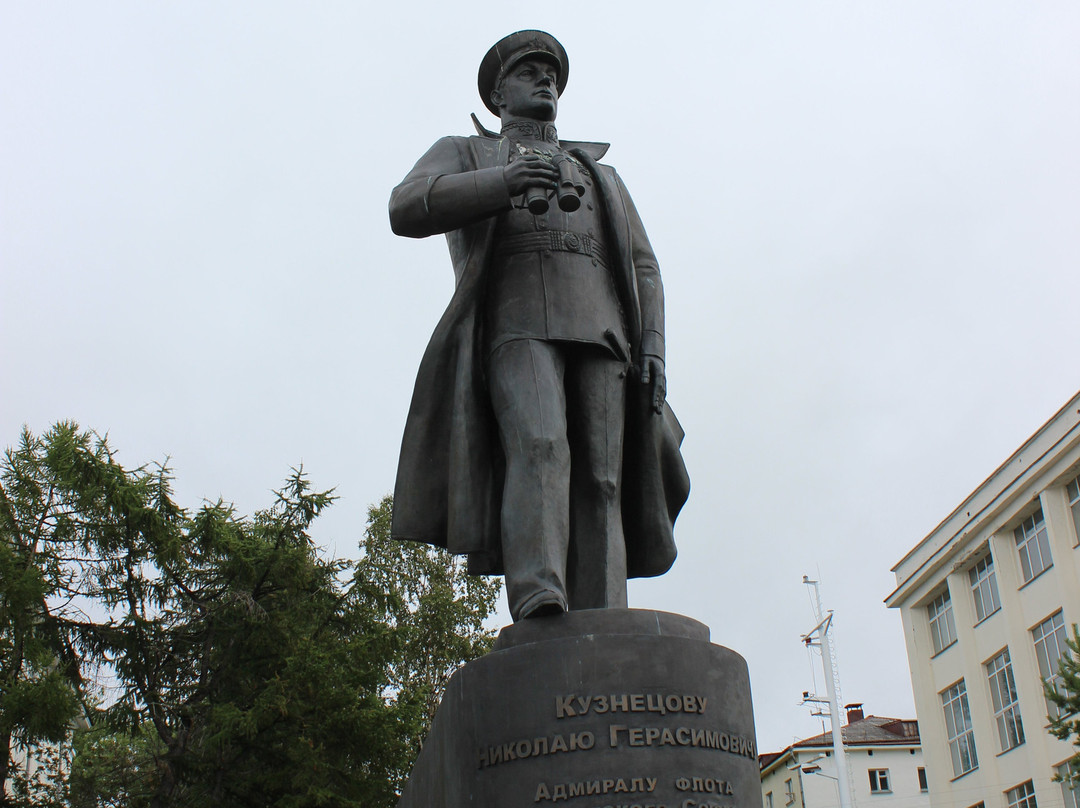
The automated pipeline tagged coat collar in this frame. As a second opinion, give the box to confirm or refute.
[501,119,559,144]
[470,113,610,160]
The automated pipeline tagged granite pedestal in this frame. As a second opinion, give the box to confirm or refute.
[397,609,757,808]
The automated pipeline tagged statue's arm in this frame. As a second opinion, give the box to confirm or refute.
[389,137,512,238]
[619,172,667,413]
[618,176,665,359]
[390,137,560,238]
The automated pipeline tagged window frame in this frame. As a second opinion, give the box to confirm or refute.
[868,769,891,793]
[1058,762,1079,808]
[985,647,1025,752]
[1015,510,1053,583]
[784,778,795,806]
[1005,780,1037,808]
[969,552,1001,624]
[1032,610,1069,719]
[941,679,978,777]
[928,588,958,655]
[917,767,928,792]
[1068,475,1080,547]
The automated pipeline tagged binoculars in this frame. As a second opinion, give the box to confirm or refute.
[524,153,586,215]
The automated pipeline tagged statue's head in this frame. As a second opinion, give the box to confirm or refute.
[478,30,568,122]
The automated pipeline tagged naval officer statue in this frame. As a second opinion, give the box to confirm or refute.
[389,30,688,621]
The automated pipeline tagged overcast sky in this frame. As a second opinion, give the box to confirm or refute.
[2,2,1078,754]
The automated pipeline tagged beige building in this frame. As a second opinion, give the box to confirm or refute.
[760,705,929,808]
[886,391,1080,808]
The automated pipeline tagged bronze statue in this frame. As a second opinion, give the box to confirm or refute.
[389,31,688,621]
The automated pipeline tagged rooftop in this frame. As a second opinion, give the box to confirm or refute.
[885,389,1080,607]
[793,715,919,748]
[759,712,920,775]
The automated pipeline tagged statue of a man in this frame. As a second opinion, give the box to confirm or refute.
[389,30,688,621]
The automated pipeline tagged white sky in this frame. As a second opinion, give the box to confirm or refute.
[2,2,1078,754]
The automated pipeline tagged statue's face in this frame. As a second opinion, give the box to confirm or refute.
[492,57,559,122]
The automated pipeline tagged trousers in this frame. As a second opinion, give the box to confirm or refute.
[488,338,629,620]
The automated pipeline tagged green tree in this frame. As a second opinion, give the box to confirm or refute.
[0,423,499,808]
[1048,624,1080,793]
[355,496,501,766]
[0,425,97,807]
[66,722,160,808]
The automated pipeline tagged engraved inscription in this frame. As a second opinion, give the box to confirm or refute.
[674,777,735,795]
[535,777,659,802]
[556,694,708,719]
[608,725,756,759]
[479,732,595,769]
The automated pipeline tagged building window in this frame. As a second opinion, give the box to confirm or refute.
[1068,475,1080,546]
[941,679,978,776]
[869,769,891,793]
[918,768,928,792]
[1015,509,1053,582]
[1033,610,1069,719]
[1006,781,1037,808]
[766,792,774,808]
[1058,763,1079,808]
[928,589,958,654]
[986,648,1025,751]
[784,778,795,805]
[969,553,1001,623]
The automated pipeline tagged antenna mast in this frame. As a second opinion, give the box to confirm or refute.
[801,576,854,808]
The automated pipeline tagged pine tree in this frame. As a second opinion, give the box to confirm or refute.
[1,424,499,807]
[1047,624,1080,791]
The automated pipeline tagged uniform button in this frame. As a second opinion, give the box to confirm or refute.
[538,222,547,230]
[587,229,595,236]
[592,258,599,267]
[586,203,594,211]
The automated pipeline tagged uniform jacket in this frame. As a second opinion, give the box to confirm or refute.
[388,131,689,577]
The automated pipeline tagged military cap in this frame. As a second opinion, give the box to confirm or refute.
[478,30,569,117]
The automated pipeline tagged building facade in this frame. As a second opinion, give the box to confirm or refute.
[886,391,1080,808]
[760,706,929,808]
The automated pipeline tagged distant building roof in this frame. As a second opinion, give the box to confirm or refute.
[759,715,920,773]
[794,716,919,748]
[758,751,784,771]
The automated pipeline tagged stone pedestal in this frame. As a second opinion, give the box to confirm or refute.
[397,609,757,808]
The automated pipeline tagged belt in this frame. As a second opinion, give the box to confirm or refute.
[494,230,609,268]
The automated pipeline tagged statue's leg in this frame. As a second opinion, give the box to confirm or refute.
[488,339,571,620]
[565,347,628,610]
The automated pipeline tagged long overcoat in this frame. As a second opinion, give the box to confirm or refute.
[388,132,689,577]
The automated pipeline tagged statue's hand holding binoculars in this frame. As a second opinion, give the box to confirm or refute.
[503,153,586,215]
